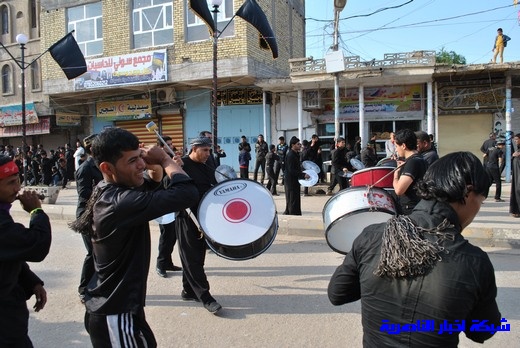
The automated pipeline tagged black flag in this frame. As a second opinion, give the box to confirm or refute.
[236,0,278,59]
[188,0,216,35]
[49,32,87,80]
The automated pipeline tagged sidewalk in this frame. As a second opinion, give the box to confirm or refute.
[10,179,520,249]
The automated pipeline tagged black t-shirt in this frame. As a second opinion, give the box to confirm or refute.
[486,147,503,168]
[398,154,428,211]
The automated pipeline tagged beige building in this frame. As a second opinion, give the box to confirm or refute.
[1,0,305,166]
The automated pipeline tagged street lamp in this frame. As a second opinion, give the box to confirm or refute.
[211,0,223,153]
[16,33,29,186]
[333,1,347,141]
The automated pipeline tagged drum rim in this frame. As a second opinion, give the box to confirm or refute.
[205,214,278,260]
[322,186,392,218]
[325,209,394,255]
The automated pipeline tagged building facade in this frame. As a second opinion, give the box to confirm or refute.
[2,0,305,170]
[259,52,520,163]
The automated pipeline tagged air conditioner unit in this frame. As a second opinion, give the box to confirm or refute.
[157,87,176,103]
[303,90,322,110]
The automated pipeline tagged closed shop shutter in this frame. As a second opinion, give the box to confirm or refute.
[159,113,184,150]
[115,119,159,146]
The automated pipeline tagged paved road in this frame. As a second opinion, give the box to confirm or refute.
[24,220,520,348]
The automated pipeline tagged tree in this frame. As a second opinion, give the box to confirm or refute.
[436,47,466,65]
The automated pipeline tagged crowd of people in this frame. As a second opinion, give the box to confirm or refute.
[0,141,84,188]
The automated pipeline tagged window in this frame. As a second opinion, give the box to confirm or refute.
[186,0,233,27]
[133,0,173,48]
[31,61,40,90]
[2,64,12,94]
[1,5,9,35]
[30,0,37,29]
[185,0,234,42]
[67,2,103,57]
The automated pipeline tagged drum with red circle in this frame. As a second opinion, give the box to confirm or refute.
[198,179,278,260]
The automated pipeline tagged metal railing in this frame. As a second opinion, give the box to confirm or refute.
[289,51,436,75]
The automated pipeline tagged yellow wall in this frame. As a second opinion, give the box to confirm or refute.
[438,113,493,160]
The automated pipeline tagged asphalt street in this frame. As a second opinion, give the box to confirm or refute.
[22,220,520,348]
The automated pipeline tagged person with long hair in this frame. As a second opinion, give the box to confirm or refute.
[329,152,501,347]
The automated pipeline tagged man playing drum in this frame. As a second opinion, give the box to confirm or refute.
[392,129,428,215]
[328,152,501,347]
[175,136,223,314]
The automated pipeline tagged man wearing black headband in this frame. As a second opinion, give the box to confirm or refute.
[0,155,51,347]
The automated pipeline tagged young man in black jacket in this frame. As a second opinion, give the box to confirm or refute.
[329,152,501,347]
[70,128,198,347]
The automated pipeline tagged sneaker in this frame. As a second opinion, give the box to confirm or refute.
[326,191,333,196]
[181,290,200,302]
[165,264,182,272]
[203,301,222,314]
[495,199,505,202]
[156,267,167,278]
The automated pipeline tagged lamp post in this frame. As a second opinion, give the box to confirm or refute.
[333,0,347,141]
[16,33,29,186]
[211,0,223,153]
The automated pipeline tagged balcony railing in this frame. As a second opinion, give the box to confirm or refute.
[289,51,436,75]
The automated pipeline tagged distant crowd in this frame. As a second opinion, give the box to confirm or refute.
[0,140,85,188]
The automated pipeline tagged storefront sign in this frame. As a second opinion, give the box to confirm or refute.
[56,112,81,126]
[0,116,50,137]
[0,103,39,127]
[74,49,167,90]
[96,99,152,121]
[321,85,423,118]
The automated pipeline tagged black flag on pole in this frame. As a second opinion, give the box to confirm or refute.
[49,32,87,80]
[236,0,278,59]
[189,0,216,35]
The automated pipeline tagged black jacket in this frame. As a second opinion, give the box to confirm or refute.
[85,174,198,315]
[328,200,501,347]
[0,207,51,344]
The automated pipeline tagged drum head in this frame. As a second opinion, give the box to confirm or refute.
[299,169,318,187]
[215,165,237,183]
[302,160,321,173]
[198,179,277,260]
[326,210,393,254]
[350,158,365,170]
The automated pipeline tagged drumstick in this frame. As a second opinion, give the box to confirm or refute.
[145,121,176,157]
[369,162,405,189]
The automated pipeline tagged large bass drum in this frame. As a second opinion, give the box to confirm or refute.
[198,179,277,260]
[322,186,396,254]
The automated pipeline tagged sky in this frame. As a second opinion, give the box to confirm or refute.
[305,0,520,64]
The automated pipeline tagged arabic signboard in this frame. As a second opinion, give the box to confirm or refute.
[75,49,167,90]
[0,116,50,137]
[96,99,152,121]
[0,103,39,127]
[56,112,82,126]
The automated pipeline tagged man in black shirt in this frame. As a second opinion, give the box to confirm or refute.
[393,129,428,215]
[486,140,505,202]
[253,134,268,184]
[69,128,198,347]
[175,136,223,314]
[480,132,496,165]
